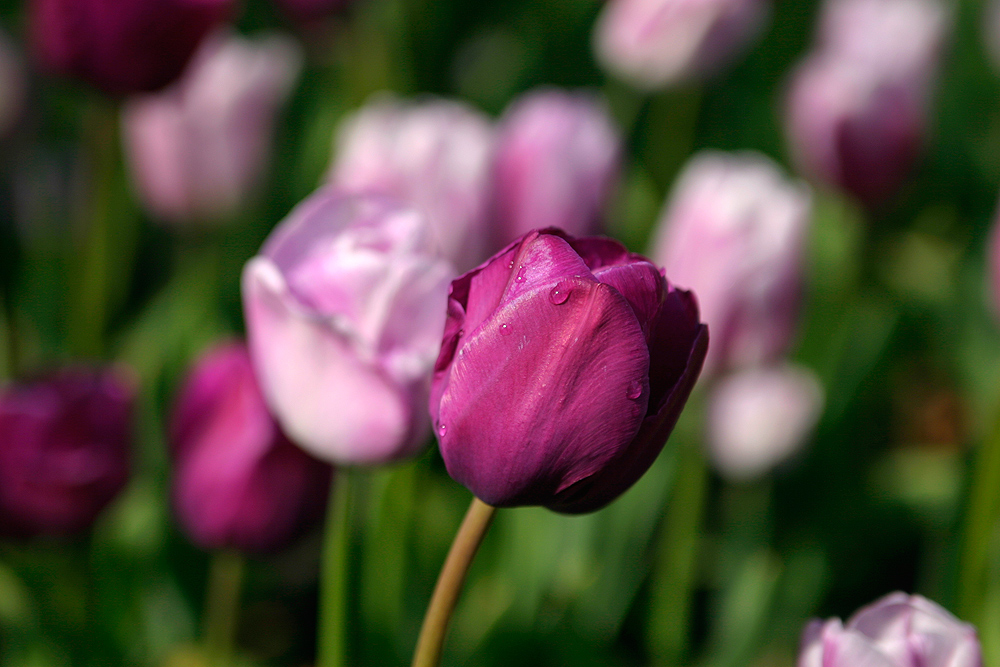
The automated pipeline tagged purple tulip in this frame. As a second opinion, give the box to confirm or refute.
[0,368,133,537]
[121,31,302,226]
[491,89,621,247]
[798,592,982,667]
[0,30,27,140]
[651,151,811,378]
[430,228,708,513]
[326,94,495,271]
[784,0,947,204]
[242,191,454,465]
[706,363,823,480]
[30,0,232,95]
[592,0,769,89]
[170,342,331,552]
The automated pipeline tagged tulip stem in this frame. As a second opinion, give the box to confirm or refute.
[318,469,355,667]
[411,497,496,667]
[203,550,245,667]
[957,399,1000,622]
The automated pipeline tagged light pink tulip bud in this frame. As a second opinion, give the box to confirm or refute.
[0,30,26,140]
[327,94,495,271]
[122,31,302,225]
[707,363,823,479]
[592,0,769,90]
[651,151,811,378]
[491,88,621,247]
[242,191,454,465]
[798,592,982,667]
[785,0,947,204]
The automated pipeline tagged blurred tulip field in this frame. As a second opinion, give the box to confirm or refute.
[4,0,1000,665]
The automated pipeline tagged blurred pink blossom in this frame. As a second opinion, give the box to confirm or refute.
[0,29,26,140]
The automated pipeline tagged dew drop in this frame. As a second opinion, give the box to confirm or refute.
[549,283,570,305]
[508,260,515,269]
[515,266,526,283]
[627,380,643,400]
[438,423,448,437]
[499,323,512,336]
[457,328,464,338]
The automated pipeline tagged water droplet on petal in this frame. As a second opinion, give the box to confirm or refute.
[515,267,526,282]
[549,283,570,305]
[627,380,643,400]
[508,260,515,269]
[499,323,512,336]
[438,423,447,437]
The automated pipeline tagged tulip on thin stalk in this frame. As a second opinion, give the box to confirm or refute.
[413,228,708,667]
[242,191,455,667]
[170,342,331,666]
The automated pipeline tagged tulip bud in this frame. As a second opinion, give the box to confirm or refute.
[491,89,621,247]
[798,592,982,667]
[706,363,823,480]
[29,0,232,95]
[242,191,454,465]
[784,0,947,204]
[0,30,27,140]
[170,342,331,552]
[122,32,303,226]
[592,0,769,90]
[651,151,811,378]
[430,229,708,513]
[327,94,495,271]
[0,368,133,537]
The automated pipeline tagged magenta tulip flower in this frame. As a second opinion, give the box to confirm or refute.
[171,342,331,552]
[430,228,708,513]
[30,0,232,95]
[798,592,982,667]
[327,94,495,271]
[242,191,454,465]
[651,151,811,378]
[593,0,769,89]
[122,31,303,225]
[784,0,947,204]
[0,368,133,537]
[491,88,621,247]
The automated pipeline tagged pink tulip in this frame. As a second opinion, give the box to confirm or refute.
[122,31,303,225]
[327,94,495,271]
[242,191,454,464]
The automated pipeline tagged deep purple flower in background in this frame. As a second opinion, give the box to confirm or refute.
[651,151,811,378]
[798,592,982,667]
[706,363,823,480]
[784,0,947,204]
[0,368,133,537]
[170,342,331,553]
[122,31,303,225]
[242,191,454,465]
[430,228,708,513]
[30,0,232,95]
[491,88,621,247]
[0,29,26,140]
[326,94,495,271]
[592,0,769,89]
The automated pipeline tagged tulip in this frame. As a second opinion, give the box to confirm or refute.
[592,0,769,90]
[784,0,947,204]
[798,592,982,667]
[429,228,708,513]
[170,342,331,552]
[29,0,232,95]
[0,368,133,537]
[491,89,621,247]
[326,94,495,271]
[706,363,823,480]
[0,29,26,140]
[122,31,303,225]
[242,191,454,465]
[651,151,811,378]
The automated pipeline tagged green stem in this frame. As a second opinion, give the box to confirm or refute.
[648,441,710,667]
[957,402,1000,622]
[411,497,496,667]
[203,550,245,667]
[318,470,355,667]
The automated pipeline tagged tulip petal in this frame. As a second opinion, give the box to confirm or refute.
[437,277,650,507]
[243,257,414,464]
[591,259,666,337]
